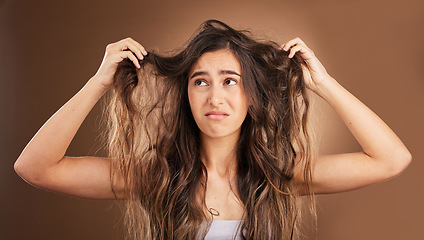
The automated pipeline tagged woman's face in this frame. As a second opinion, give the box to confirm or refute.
[188,49,248,139]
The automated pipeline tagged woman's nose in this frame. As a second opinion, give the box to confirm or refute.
[208,88,223,107]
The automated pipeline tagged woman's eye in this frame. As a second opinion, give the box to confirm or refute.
[224,79,237,86]
[194,80,207,86]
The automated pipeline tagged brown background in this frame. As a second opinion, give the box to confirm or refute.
[1,0,423,239]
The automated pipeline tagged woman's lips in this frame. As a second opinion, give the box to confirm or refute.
[205,111,229,120]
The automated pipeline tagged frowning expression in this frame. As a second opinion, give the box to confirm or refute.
[188,49,249,139]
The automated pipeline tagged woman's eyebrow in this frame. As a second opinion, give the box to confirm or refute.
[220,70,241,77]
[190,70,241,79]
[190,71,208,79]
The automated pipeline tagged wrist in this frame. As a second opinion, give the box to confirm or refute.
[312,76,342,100]
[86,76,111,97]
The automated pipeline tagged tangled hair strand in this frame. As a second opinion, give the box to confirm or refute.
[104,19,316,240]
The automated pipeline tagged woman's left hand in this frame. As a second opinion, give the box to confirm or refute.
[283,39,412,195]
[281,38,332,93]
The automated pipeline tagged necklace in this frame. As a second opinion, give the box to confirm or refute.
[208,207,220,216]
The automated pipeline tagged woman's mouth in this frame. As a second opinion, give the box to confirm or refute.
[205,111,229,120]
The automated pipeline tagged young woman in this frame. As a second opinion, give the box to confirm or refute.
[14,20,411,239]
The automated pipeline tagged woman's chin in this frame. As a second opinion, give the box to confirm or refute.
[200,128,241,140]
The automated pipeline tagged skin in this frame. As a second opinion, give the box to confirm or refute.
[188,50,248,220]
[14,37,411,220]
[281,38,411,194]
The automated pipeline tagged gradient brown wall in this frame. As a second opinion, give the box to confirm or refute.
[1,0,423,239]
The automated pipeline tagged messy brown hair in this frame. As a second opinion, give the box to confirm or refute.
[104,19,315,239]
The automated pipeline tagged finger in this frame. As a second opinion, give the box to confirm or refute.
[288,45,304,58]
[123,37,148,57]
[121,40,145,60]
[127,38,148,56]
[282,37,308,51]
[113,38,144,60]
[281,38,300,51]
[289,42,314,59]
[119,51,141,68]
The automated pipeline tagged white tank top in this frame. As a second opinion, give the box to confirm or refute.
[203,220,243,240]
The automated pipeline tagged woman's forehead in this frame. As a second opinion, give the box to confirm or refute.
[189,49,241,76]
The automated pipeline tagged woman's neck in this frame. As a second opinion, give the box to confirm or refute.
[199,132,239,177]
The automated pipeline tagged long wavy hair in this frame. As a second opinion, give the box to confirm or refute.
[104,19,315,239]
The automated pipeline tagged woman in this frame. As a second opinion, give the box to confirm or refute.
[14,20,411,239]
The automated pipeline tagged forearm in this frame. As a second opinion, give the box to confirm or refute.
[315,76,411,169]
[284,38,411,192]
[15,76,108,176]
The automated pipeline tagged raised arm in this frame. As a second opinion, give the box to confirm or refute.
[283,38,412,194]
[14,38,147,199]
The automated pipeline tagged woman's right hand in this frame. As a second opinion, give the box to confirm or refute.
[13,38,148,200]
[92,37,148,90]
